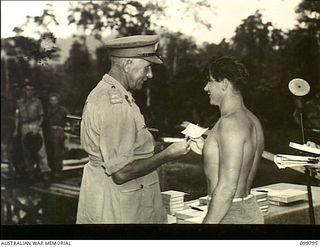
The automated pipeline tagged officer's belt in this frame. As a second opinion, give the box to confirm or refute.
[88,156,105,168]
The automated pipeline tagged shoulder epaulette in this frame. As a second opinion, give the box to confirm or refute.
[108,86,123,104]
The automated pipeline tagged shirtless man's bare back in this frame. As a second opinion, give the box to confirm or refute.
[193,57,265,224]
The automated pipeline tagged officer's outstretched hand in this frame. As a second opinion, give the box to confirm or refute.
[165,139,191,159]
[190,137,205,155]
[180,121,191,129]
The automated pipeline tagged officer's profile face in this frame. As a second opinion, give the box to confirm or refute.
[126,58,153,91]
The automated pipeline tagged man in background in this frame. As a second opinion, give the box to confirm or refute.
[13,83,50,179]
[46,93,70,177]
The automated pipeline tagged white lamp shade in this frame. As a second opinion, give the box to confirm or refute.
[288,78,310,96]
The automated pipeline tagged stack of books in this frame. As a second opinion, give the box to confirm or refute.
[274,154,319,169]
[183,216,205,224]
[267,189,308,206]
[251,190,269,216]
[161,190,185,215]
[289,142,320,155]
[175,205,207,224]
[198,195,209,205]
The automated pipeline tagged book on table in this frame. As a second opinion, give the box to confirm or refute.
[259,205,269,210]
[257,199,269,208]
[250,190,269,214]
[182,216,205,224]
[289,142,320,155]
[251,190,268,199]
[174,205,207,220]
[161,190,186,198]
[161,190,186,215]
[163,197,184,203]
[267,188,308,203]
[274,154,319,169]
[199,195,209,205]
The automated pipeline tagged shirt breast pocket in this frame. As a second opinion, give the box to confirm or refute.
[133,116,154,155]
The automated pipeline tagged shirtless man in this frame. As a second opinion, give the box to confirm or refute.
[192,57,264,224]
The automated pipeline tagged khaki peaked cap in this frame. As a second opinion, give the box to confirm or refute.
[105,35,163,64]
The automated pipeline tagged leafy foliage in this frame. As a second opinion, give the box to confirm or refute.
[67,1,161,39]
[18,3,59,40]
[296,0,320,31]
[62,41,94,112]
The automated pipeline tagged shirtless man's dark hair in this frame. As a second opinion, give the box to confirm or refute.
[193,56,265,224]
[208,56,249,94]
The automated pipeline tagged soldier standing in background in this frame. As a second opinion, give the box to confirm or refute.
[13,83,50,179]
[46,93,70,177]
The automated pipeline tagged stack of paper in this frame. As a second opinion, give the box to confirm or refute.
[175,205,207,224]
[251,190,269,216]
[181,216,205,224]
[274,154,319,169]
[198,195,209,205]
[161,190,185,215]
[289,142,320,155]
[268,189,308,205]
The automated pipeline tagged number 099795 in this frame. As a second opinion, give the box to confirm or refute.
[300,241,318,246]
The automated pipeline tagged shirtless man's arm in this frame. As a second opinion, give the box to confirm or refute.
[202,116,247,223]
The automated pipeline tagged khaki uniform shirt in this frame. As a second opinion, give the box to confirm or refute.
[17,97,44,124]
[76,74,167,223]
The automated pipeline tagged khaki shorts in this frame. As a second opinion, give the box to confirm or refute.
[220,194,264,224]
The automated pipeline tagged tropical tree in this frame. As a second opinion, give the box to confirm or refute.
[17,3,59,39]
[291,0,320,94]
[62,40,94,112]
[67,1,162,42]
[296,0,320,34]
[1,2,60,103]
[94,46,111,81]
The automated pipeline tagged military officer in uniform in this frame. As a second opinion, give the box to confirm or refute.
[76,35,191,224]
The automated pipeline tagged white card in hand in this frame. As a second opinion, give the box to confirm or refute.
[162,137,186,143]
[190,141,203,155]
[181,123,208,139]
